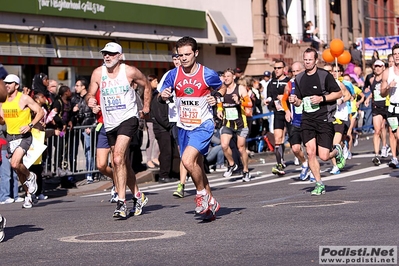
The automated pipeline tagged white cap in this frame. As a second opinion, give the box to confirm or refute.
[4,74,20,84]
[100,42,122,54]
[373,59,385,66]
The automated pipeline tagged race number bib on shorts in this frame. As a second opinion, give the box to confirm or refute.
[387,117,399,131]
[180,105,201,125]
[225,107,239,120]
[303,96,320,113]
[104,95,126,112]
[9,139,22,154]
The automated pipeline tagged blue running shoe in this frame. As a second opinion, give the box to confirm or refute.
[299,165,310,181]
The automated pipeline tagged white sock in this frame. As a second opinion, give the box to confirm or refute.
[197,189,206,196]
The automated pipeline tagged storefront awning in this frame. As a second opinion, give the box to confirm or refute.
[207,10,237,44]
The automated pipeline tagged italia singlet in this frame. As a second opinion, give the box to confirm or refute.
[100,63,138,131]
[160,63,222,130]
[2,92,31,135]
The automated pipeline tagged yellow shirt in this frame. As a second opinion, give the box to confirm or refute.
[2,92,31,135]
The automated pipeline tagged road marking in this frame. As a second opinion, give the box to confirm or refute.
[81,162,393,198]
[351,175,392,182]
[289,165,390,185]
[59,230,186,243]
[263,200,358,208]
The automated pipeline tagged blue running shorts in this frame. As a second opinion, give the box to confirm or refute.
[178,119,214,156]
[96,124,110,149]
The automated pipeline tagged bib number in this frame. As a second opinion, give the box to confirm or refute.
[104,95,126,111]
[225,107,239,120]
[388,117,399,131]
[180,105,201,125]
[303,97,320,113]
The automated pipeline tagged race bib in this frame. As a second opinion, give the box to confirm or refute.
[294,103,303,114]
[303,96,320,113]
[104,95,126,112]
[225,107,239,120]
[9,139,22,154]
[274,100,284,111]
[180,105,201,125]
[387,117,399,131]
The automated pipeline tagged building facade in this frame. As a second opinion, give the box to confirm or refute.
[0,0,253,88]
[247,0,399,76]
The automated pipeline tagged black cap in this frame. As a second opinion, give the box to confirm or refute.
[235,67,243,74]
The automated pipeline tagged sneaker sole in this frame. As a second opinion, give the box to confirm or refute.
[113,213,127,219]
[311,191,326,196]
[0,217,5,242]
[223,165,238,177]
[173,192,184,198]
[203,202,220,221]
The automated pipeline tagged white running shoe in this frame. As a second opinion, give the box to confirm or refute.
[24,172,38,195]
[22,195,33,209]
[0,214,6,242]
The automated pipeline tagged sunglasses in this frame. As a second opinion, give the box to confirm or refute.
[374,65,384,68]
[102,51,119,56]
[274,67,283,70]
[4,82,15,85]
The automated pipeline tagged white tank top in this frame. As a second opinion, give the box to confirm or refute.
[100,63,138,131]
[387,66,399,103]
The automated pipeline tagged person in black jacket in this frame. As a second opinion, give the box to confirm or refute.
[151,89,179,183]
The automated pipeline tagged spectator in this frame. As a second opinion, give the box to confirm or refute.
[206,122,226,172]
[145,74,160,169]
[71,78,96,183]
[51,85,73,176]
[303,21,322,51]
[31,73,49,98]
[350,43,363,66]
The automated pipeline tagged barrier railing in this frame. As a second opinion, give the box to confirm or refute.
[42,125,99,178]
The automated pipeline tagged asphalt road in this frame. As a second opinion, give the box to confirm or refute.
[1,135,398,266]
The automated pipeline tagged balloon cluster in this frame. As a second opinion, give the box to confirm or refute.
[322,39,351,65]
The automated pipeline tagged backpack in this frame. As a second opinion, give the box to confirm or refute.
[295,68,336,122]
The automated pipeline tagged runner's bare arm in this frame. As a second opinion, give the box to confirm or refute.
[23,94,44,126]
[380,68,393,98]
[0,80,6,103]
[86,67,101,107]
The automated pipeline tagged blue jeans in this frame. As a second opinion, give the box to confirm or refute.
[83,131,94,178]
[206,145,224,166]
[0,150,18,201]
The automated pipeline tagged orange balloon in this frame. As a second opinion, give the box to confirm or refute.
[330,39,345,57]
[322,49,335,63]
[337,50,351,65]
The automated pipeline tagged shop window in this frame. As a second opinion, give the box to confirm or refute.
[55,36,67,46]
[0,33,11,43]
[130,41,143,53]
[67,37,83,47]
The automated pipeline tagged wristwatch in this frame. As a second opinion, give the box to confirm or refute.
[28,123,34,128]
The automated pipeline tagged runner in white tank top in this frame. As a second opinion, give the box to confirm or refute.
[86,42,152,219]
[381,43,399,168]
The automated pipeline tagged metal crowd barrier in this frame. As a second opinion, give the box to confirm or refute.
[42,125,100,178]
